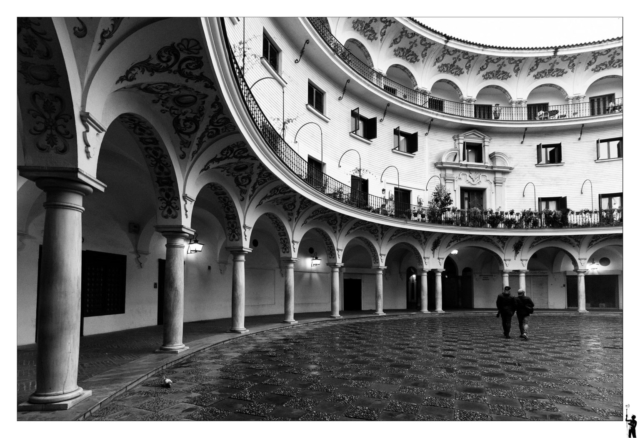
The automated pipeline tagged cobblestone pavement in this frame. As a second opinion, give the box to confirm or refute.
[88,315,622,421]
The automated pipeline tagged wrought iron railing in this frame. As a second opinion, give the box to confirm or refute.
[219,19,621,230]
[307,18,623,122]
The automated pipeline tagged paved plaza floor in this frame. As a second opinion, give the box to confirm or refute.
[83,314,622,421]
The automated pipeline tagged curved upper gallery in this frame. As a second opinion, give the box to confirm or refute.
[296,17,622,126]
[208,17,621,234]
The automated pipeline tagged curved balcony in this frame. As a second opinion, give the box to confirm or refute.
[220,20,621,231]
[307,18,623,123]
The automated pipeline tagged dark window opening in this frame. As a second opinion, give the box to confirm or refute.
[394,187,412,219]
[537,143,562,164]
[262,32,279,72]
[590,93,615,116]
[527,103,549,120]
[307,156,324,190]
[350,108,377,140]
[538,196,567,211]
[461,188,484,210]
[81,250,127,318]
[597,137,622,160]
[463,142,483,163]
[428,96,444,112]
[308,82,325,114]
[394,127,418,154]
[474,104,493,120]
[350,175,369,208]
[383,84,397,96]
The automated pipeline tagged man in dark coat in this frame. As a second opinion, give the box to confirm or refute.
[496,286,516,338]
[515,289,535,340]
[628,414,637,438]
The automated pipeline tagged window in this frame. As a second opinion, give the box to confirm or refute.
[461,188,484,210]
[263,31,279,72]
[350,108,377,140]
[527,103,549,120]
[537,143,562,164]
[307,156,324,189]
[599,193,622,210]
[393,127,418,154]
[597,137,622,160]
[81,250,127,317]
[383,84,397,96]
[308,82,325,114]
[474,104,492,120]
[428,96,444,112]
[463,142,483,163]
[539,197,567,211]
[350,175,369,208]
[394,187,412,218]
[590,93,615,116]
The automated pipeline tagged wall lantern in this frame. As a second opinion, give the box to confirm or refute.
[187,234,204,254]
[311,256,321,268]
[451,250,459,255]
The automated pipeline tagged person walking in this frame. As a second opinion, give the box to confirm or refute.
[515,289,535,340]
[496,286,516,338]
[628,414,637,438]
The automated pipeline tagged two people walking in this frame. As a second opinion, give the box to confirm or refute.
[496,286,534,339]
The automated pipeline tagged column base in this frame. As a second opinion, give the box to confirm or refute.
[420,310,431,314]
[155,345,189,354]
[436,310,445,314]
[282,320,298,324]
[229,328,250,333]
[330,314,343,319]
[578,309,590,313]
[19,389,92,411]
[374,311,386,316]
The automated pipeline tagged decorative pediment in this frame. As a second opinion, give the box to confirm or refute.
[453,129,492,145]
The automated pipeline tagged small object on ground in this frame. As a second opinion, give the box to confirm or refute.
[162,375,172,388]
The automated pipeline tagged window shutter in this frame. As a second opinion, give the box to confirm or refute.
[308,84,314,106]
[316,91,324,113]
[557,144,562,163]
[270,44,278,70]
[536,144,542,164]
[463,143,467,162]
[408,132,419,154]
[394,127,400,149]
[558,197,568,210]
[351,108,359,133]
[263,36,268,58]
[365,116,377,139]
[618,139,623,158]
[596,139,600,160]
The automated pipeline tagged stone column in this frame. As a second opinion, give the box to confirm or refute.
[24,178,95,409]
[420,270,430,313]
[229,248,252,333]
[282,258,297,324]
[155,226,194,354]
[374,266,386,315]
[328,263,344,318]
[339,265,345,313]
[502,270,512,289]
[576,269,589,313]
[518,269,528,293]
[434,269,445,313]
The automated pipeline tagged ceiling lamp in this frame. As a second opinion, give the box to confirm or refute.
[311,255,321,268]
[187,234,204,254]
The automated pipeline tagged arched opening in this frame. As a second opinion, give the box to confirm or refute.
[406,267,419,310]
[430,79,462,101]
[525,84,569,120]
[342,239,376,312]
[385,64,417,96]
[585,76,623,116]
[474,85,512,120]
[575,245,622,310]
[428,258,460,310]
[461,267,474,308]
[526,246,578,310]
[345,38,374,67]
[296,228,333,313]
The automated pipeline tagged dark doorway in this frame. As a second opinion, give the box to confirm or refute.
[460,188,484,210]
[567,274,619,309]
[406,267,419,310]
[343,278,362,311]
[427,270,435,311]
[394,187,412,219]
[158,259,165,325]
[351,175,369,208]
[527,102,549,120]
[307,156,324,190]
[442,258,460,309]
[590,93,615,116]
[460,267,474,309]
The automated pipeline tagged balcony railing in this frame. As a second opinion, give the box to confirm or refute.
[307,18,623,122]
[220,19,621,230]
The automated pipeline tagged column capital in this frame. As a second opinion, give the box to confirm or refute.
[575,269,589,274]
[372,265,387,271]
[501,269,513,274]
[419,269,429,275]
[19,166,106,192]
[280,257,297,264]
[155,225,195,239]
[433,268,446,273]
[227,246,253,255]
[327,263,344,268]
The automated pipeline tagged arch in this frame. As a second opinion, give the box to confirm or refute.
[523,81,570,102]
[342,235,380,267]
[440,148,460,163]
[296,227,338,263]
[384,240,425,269]
[439,238,506,268]
[526,243,579,270]
[473,84,514,104]
[344,38,374,67]
[582,74,623,98]
[584,237,623,261]
[195,181,244,247]
[111,113,185,225]
[386,64,418,89]
[425,77,465,100]
[249,212,293,257]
